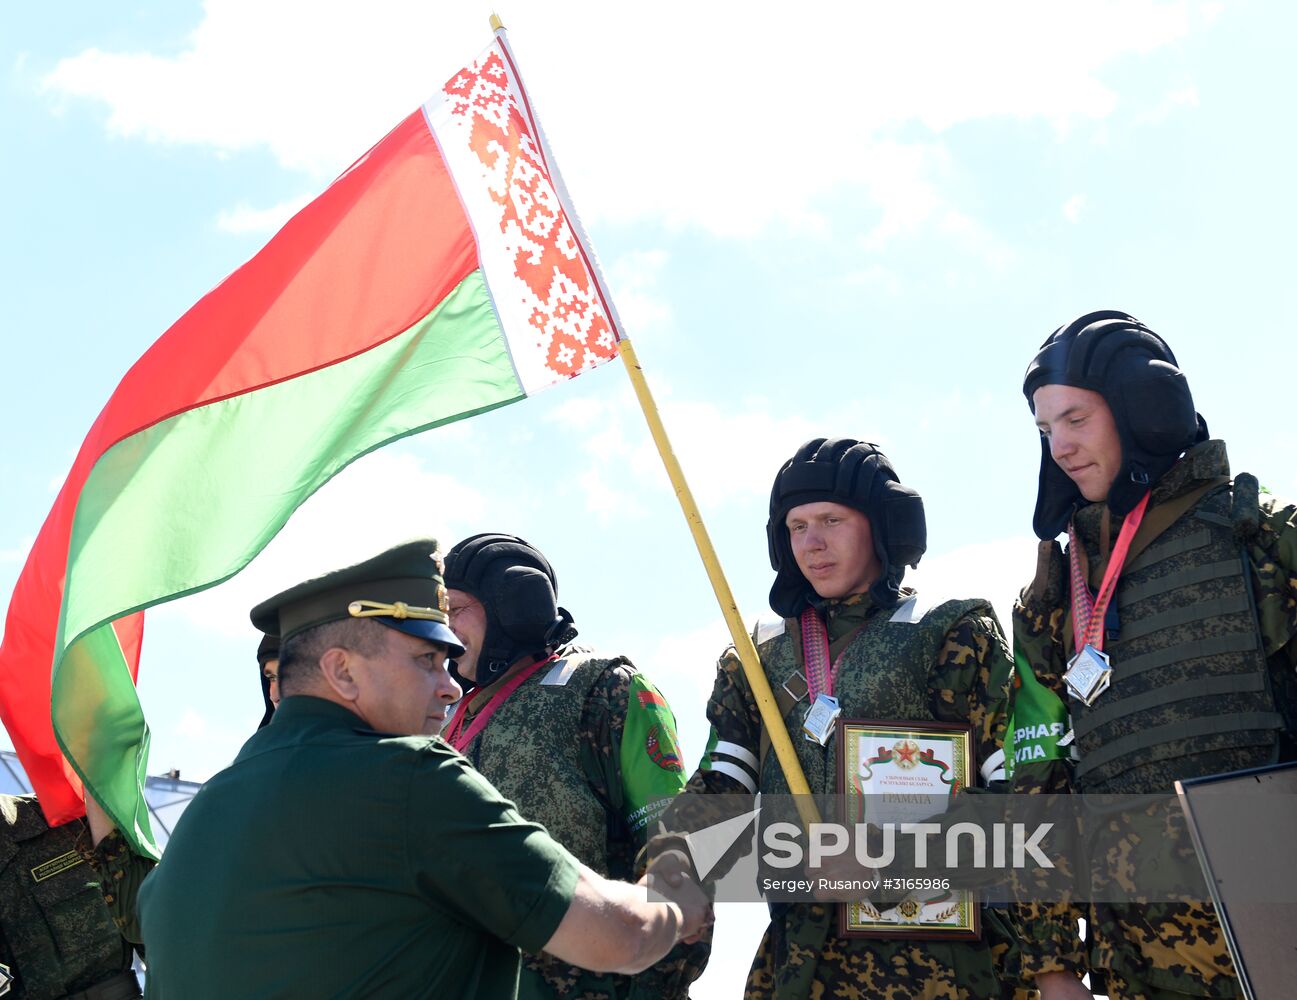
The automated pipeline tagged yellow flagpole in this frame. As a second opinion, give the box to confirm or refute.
[618,339,821,827]
[485,14,818,827]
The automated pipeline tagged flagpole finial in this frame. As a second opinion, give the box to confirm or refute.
[490,13,505,32]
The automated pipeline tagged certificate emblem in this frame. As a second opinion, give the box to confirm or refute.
[891,738,921,770]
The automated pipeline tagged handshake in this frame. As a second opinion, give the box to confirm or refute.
[644,849,714,946]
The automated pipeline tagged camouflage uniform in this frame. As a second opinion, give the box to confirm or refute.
[1011,440,1297,999]
[661,590,1017,1000]
[0,794,150,999]
[454,648,707,999]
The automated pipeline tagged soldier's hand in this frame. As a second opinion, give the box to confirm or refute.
[645,848,694,890]
[666,875,712,944]
[1035,971,1093,1000]
[640,854,712,944]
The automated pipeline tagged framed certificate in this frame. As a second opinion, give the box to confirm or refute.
[835,718,979,940]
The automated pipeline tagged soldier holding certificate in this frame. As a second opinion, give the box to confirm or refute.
[1011,311,1297,1000]
[650,439,1019,999]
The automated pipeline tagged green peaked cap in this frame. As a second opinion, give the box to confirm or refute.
[249,538,464,655]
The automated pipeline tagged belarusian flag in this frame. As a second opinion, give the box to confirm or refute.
[0,29,624,856]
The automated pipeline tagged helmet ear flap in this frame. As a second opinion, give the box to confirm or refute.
[1033,437,1082,539]
[880,485,926,569]
[1119,362,1197,455]
[495,566,560,645]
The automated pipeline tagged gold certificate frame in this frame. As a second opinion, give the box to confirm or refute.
[835,718,979,940]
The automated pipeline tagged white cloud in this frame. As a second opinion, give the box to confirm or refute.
[605,250,672,338]
[546,386,828,518]
[858,142,948,253]
[914,386,995,436]
[0,539,35,641]
[576,464,645,525]
[639,617,733,712]
[842,264,902,295]
[0,541,29,565]
[1063,194,1086,223]
[906,534,1040,636]
[938,209,1017,271]
[39,0,1200,242]
[215,195,312,234]
[545,395,607,432]
[1137,85,1200,123]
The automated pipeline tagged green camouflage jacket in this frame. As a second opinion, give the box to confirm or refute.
[1010,440,1297,997]
[454,652,708,1000]
[659,590,1017,1000]
[0,795,150,999]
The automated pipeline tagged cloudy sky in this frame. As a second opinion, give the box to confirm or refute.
[3,0,1295,990]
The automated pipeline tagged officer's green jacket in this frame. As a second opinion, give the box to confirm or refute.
[1011,440,1297,998]
[0,794,148,1000]
[453,649,705,999]
[138,696,580,999]
[657,589,1017,1000]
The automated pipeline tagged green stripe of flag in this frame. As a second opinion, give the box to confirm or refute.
[53,269,516,851]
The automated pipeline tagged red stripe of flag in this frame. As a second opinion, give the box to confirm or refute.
[0,110,477,824]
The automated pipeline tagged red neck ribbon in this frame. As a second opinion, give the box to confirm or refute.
[799,608,865,701]
[1067,492,1150,654]
[443,653,558,752]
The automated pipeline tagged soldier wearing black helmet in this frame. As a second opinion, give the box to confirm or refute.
[441,532,708,999]
[254,632,279,729]
[649,439,1018,999]
[1012,311,1297,1000]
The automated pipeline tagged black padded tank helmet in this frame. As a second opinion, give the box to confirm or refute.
[255,633,279,731]
[442,533,578,690]
[766,438,926,617]
[1023,310,1208,539]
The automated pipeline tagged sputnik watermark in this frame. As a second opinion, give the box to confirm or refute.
[683,805,761,880]
[679,807,1055,879]
[649,790,1283,904]
[762,820,1054,870]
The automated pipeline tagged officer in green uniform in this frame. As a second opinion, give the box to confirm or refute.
[650,439,1018,1000]
[0,791,150,999]
[1011,311,1297,1000]
[137,539,710,1000]
[441,532,708,999]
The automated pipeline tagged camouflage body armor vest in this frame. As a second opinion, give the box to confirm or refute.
[755,595,988,796]
[465,651,620,873]
[0,795,122,999]
[1069,486,1286,793]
